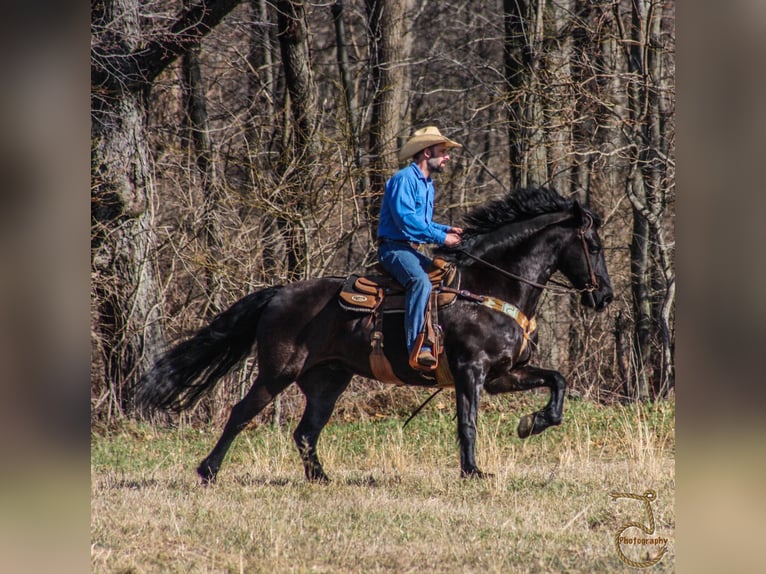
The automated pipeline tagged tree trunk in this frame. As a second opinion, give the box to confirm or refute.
[365,0,412,206]
[275,0,320,282]
[91,0,165,415]
[545,0,574,196]
[503,0,549,188]
[277,0,320,164]
[276,0,319,281]
[182,15,223,316]
[244,0,288,285]
[570,0,593,199]
[332,0,370,263]
[91,0,244,416]
[626,0,655,400]
[332,1,358,139]
[614,0,674,400]
[629,171,652,400]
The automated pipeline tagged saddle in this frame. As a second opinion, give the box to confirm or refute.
[338,257,458,313]
[338,257,459,386]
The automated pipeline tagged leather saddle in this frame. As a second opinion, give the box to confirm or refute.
[338,256,458,313]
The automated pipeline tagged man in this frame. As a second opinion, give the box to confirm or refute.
[377,126,463,368]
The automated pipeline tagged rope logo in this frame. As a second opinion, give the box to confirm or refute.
[610,489,668,568]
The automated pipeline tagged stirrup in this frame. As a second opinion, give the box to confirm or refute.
[409,336,438,372]
[416,346,437,367]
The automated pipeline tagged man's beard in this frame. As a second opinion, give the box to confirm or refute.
[427,158,444,173]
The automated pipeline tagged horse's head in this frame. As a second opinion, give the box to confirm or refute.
[438,187,614,311]
[557,202,614,311]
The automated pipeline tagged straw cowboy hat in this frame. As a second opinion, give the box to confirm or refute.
[398,126,462,162]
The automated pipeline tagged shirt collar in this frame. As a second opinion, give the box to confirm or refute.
[409,162,431,184]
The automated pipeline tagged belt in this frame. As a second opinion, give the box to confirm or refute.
[377,238,423,251]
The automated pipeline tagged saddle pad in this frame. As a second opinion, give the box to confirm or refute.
[355,257,455,294]
[338,275,378,310]
[338,257,458,313]
[338,275,457,313]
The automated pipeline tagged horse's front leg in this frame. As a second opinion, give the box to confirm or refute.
[484,365,566,439]
[454,366,492,479]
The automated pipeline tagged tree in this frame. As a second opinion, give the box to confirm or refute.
[503,0,548,187]
[182,0,224,316]
[90,0,675,423]
[612,0,675,399]
[272,0,321,281]
[365,0,413,201]
[91,0,244,416]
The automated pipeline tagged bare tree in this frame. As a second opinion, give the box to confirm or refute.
[503,0,548,187]
[543,0,576,197]
[365,0,413,201]
[90,0,675,424]
[91,0,244,415]
[613,0,675,399]
[246,0,288,281]
[182,0,224,316]
[273,0,321,281]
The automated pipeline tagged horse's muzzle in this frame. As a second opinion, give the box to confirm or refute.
[582,289,613,311]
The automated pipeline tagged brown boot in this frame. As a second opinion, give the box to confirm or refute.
[416,345,437,368]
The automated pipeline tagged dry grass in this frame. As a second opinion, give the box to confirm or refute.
[91,396,674,573]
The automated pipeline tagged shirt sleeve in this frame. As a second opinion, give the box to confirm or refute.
[386,174,448,244]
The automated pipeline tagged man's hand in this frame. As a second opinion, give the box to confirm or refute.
[444,232,462,247]
[448,227,464,235]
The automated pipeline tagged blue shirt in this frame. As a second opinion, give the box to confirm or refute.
[377,163,451,244]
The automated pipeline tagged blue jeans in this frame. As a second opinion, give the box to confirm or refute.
[377,241,433,353]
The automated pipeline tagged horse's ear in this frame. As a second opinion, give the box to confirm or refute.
[572,200,597,230]
[572,200,585,226]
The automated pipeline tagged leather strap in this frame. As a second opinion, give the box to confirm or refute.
[369,288,406,385]
[370,334,406,385]
[439,286,537,354]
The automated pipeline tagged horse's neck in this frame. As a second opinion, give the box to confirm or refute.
[460,226,568,317]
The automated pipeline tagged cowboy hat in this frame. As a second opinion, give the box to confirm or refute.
[398,126,462,162]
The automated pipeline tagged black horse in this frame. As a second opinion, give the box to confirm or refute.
[136,186,613,482]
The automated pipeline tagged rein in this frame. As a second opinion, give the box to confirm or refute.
[455,217,599,295]
[577,214,600,291]
[455,249,571,292]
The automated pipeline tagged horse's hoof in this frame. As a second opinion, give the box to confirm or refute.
[307,474,330,484]
[517,414,535,439]
[197,463,217,485]
[461,469,493,479]
[305,467,331,484]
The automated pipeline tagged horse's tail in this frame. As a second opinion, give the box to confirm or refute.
[135,286,283,412]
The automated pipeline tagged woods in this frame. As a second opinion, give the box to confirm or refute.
[90,0,675,422]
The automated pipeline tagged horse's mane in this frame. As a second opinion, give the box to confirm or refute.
[435,186,575,263]
[463,186,573,234]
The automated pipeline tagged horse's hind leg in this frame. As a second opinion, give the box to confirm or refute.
[293,364,353,483]
[197,374,292,484]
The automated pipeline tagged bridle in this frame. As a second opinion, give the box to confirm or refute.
[455,213,599,295]
[577,213,600,292]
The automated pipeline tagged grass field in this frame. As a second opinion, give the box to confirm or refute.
[91,394,675,573]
